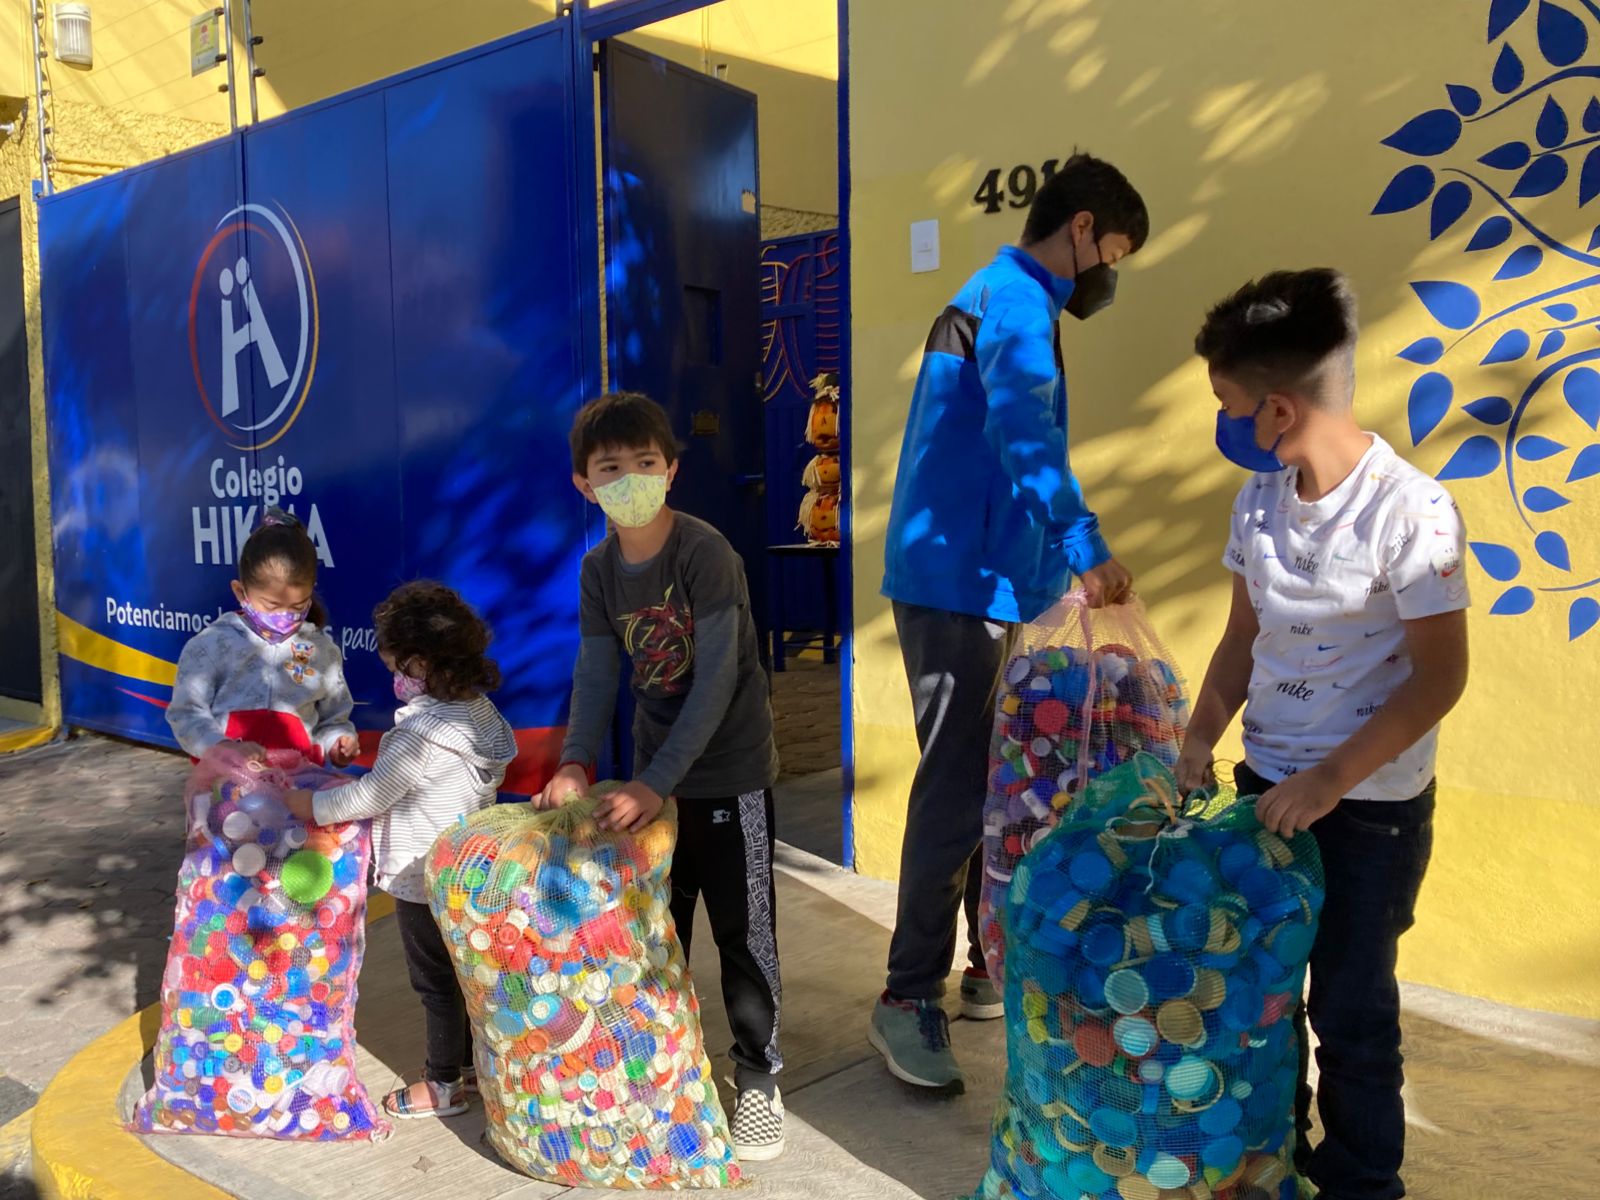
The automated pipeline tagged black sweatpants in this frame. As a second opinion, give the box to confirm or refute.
[394,898,474,1085]
[669,790,782,1097]
[887,601,1016,1000]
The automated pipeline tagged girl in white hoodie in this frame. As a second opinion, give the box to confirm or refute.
[287,581,516,1120]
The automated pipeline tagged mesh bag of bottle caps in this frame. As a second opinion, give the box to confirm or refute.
[425,786,740,1189]
[131,743,387,1140]
[981,595,1191,986]
[971,754,1323,1200]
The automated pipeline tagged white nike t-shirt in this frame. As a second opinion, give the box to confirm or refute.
[1223,434,1470,801]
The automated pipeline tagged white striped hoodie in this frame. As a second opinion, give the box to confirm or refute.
[312,694,517,902]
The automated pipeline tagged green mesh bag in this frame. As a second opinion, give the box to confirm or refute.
[425,786,740,1189]
[972,754,1324,1200]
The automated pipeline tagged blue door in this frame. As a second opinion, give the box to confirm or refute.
[601,41,767,652]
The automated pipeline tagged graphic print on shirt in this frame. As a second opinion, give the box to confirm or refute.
[1222,437,1470,799]
[285,638,318,685]
[622,584,696,696]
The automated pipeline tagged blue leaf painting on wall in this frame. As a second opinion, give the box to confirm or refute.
[1378,1,1600,642]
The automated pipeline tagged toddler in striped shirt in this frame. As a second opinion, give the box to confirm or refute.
[287,580,516,1120]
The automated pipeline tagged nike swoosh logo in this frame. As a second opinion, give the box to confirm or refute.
[1441,565,1459,577]
[1397,581,1417,592]
[1331,682,1349,690]
[1430,495,1443,504]
[1316,643,1338,651]
[1364,631,1384,638]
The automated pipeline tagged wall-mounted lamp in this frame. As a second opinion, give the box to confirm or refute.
[53,3,92,68]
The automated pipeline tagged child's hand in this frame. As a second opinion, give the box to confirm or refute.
[230,740,267,762]
[594,782,667,833]
[538,763,590,811]
[284,788,317,824]
[328,735,361,768]
[1255,767,1342,838]
[1174,739,1216,798]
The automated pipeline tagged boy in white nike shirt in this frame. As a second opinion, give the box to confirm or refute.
[1176,269,1469,1200]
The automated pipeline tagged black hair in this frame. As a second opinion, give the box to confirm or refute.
[569,392,679,475]
[238,508,328,626]
[1193,269,1359,403]
[374,580,501,702]
[1022,152,1150,251]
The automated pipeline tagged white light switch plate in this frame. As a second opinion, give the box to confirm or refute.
[910,219,940,273]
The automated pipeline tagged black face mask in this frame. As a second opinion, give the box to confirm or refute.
[1065,235,1118,321]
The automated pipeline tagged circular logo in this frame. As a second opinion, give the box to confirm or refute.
[188,202,319,451]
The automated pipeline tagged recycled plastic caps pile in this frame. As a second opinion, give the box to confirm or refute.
[426,787,740,1190]
[981,597,1191,985]
[131,744,387,1140]
[970,755,1324,1200]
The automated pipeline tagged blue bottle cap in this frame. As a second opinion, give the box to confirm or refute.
[1069,850,1115,896]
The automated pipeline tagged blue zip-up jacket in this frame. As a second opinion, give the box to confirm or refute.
[881,246,1111,624]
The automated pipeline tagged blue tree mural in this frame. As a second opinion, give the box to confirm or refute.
[1375,0,1600,642]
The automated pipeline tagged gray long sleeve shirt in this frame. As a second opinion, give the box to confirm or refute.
[559,513,778,799]
[167,613,356,758]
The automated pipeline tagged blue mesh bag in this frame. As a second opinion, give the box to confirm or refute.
[971,754,1323,1200]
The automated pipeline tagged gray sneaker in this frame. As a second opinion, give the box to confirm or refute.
[868,991,964,1094]
[959,969,1004,1021]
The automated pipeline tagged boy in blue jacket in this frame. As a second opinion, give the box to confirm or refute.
[872,153,1148,1092]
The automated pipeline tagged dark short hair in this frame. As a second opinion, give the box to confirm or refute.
[1022,152,1150,251]
[569,392,679,475]
[1194,269,1358,401]
[239,507,328,626]
[375,581,501,702]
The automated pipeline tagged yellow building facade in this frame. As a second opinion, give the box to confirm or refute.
[4,0,1595,1021]
[848,0,1599,1020]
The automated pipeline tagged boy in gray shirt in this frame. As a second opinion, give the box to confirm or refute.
[541,392,784,1162]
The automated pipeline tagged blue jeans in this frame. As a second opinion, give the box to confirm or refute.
[1235,763,1435,1200]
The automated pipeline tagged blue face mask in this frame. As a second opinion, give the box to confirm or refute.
[1215,399,1287,472]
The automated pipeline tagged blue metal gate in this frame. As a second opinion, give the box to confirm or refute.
[39,21,592,791]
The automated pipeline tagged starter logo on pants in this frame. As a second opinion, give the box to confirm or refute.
[189,202,319,452]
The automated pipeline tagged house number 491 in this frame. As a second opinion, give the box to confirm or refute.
[972,160,1066,214]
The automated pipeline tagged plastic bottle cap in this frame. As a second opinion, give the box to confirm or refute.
[1145,1153,1191,1189]
[1165,1056,1218,1102]
[1089,1108,1138,1148]
[1072,1022,1117,1067]
[1104,969,1149,1015]
[1156,999,1205,1048]
[280,851,334,905]
[1112,1015,1159,1058]
[232,844,267,877]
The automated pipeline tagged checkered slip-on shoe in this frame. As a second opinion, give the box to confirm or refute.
[730,1086,785,1162]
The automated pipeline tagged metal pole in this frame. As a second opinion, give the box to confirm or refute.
[220,0,238,132]
[28,0,51,194]
[241,0,259,124]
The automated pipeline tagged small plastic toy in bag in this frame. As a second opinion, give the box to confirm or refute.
[426,785,740,1189]
[980,593,1190,986]
[970,755,1323,1200]
[131,743,387,1140]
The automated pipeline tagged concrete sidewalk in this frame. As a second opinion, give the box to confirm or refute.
[115,845,1007,1200]
[106,845,1600,1200]
[9,738,1600,1199]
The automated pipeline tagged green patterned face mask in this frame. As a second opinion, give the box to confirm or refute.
[593,471,669,528]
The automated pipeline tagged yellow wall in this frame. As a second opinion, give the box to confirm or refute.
[848,0,1600,1019]
[38,0,835,223]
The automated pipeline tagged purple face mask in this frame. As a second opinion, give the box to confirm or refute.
[239,601,309,644]
[393,671,427,702]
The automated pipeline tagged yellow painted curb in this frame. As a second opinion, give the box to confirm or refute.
[0,725,56,755]
[31,892,396,1199]
[0,1106,35,1175]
